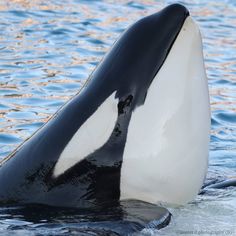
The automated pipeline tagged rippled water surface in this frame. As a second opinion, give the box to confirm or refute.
[0,0,236,235]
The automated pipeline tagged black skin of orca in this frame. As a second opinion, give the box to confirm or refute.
[0,4,189,208]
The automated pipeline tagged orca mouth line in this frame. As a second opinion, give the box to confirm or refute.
[150,10,190,89]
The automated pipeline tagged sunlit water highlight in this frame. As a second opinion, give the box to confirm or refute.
[0,0,235,235]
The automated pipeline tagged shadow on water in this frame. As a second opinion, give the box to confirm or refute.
[0,200,171,235]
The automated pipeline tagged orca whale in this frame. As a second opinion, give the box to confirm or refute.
[0,3,210,213]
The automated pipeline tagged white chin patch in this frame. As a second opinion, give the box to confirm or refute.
[120,16,210,205]
[53,92,118,177]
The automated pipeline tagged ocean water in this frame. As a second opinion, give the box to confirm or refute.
[0,0,235,235]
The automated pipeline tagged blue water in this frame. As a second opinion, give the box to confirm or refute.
[0,0,235,235]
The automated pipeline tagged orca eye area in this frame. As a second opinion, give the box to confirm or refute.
[118,95,133,114]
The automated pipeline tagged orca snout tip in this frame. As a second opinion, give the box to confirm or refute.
[166,3,190,18]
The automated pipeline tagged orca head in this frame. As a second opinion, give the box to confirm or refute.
[51,4,210,206]
[52,4,191,178]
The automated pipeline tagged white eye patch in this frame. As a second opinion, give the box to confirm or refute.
[53,92,118,177]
